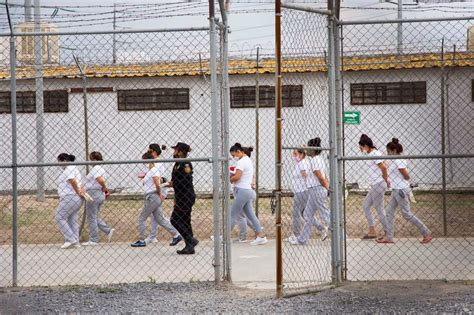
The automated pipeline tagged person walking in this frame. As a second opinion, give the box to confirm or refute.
[169,142,199,254]
[291,137,330,245]
[229,143,267,246]
[230,145,255,242]
[359,134,390,240]
[287,149,310,243]
[144,143,182,247]
[377,138,433,244]
[131,152,181,247]
[55,153,84,249]
[82,151,114,246]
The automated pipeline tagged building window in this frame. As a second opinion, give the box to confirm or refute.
[350,81,426,105]
[0,90,68,113]
[117,88,190,111]
[230,85,303,108]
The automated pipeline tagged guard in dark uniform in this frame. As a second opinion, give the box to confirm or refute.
[169,142,198,255]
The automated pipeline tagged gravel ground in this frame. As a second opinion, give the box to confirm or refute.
[0,280,472,314]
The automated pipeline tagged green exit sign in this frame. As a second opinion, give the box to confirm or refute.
[344,111,360,125]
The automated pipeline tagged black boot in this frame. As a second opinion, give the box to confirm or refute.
[177,244,195,255]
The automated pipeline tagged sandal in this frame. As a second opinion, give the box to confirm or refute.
[361,234,377,240]
[420,235,433,244]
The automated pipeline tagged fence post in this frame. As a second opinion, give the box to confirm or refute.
[209,0,221,284]
[275,0,283,298]
[7,3,18,286]
[34,0,45,202]
[327,15,342,286]
[333,20,345,283]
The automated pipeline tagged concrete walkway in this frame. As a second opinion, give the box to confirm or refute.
[1,238,472,288]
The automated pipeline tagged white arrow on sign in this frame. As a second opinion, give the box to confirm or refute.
[345,113,358,118]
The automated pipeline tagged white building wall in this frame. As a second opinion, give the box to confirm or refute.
[0,67,472,192]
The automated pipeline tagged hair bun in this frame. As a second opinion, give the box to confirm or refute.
[247,146,254,152]
[161,145,167,150]
[69,154,76,162]
[392,138,399,144]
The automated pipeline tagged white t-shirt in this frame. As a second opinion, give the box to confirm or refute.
[57,166,82,197]
[234,156,253,190]
[143,166,162,194]
[292,158,310,193]
[154,161,168,196]
[84,165,106,190]
[306,156,326,188]
[366,149,384,185]
[389,159,410,189]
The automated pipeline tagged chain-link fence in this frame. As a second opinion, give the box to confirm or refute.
[0,23,230,287]
[278,4,473,296]
[340,17,474,281]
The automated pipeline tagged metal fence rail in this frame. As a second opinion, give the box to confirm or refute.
[0,15,229,287]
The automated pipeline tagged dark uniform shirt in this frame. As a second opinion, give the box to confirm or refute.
[172,161,196,210]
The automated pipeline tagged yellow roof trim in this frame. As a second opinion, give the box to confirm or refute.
[0,52,472,80]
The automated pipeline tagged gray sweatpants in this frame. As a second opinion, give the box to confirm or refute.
[139,192,177,240]
[55,195,83,244]
[237,189,256,239]
[147,188,168,240]
[231,188,263,234]
[292,191,309,237]
[86,189,111,242]
[298,186,329,244]
[363,181,389,231]
[386,188,431,240]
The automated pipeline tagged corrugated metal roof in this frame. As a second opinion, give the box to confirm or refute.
[0,52,472,80]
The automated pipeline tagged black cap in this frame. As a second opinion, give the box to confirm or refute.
[171,142,191,153]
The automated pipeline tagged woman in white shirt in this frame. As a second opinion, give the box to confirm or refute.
[82,151,114,246]
[291,137,330,245]
[358,134,390,240]
[55,153,84,249]
[377,138,432,244]
[287,149,310,243]
[229,143,267,246]
[230,146,255,242]
[144,143,182,247]
[131,152,180,247]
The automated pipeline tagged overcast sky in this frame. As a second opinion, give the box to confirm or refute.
[1,0,473,58]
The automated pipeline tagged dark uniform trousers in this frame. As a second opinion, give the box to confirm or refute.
[170,162,196,246]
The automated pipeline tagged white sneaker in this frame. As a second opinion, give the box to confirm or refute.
[82,241,99,246]
[285,234,298,243]
[289,238,303,245]
[60,242,74,249]
[321,226,329,241]
[72,243,81,248]
[145,237,158,244]
[250,236,268,246]
[107,228,115,242]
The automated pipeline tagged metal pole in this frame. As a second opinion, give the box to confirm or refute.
[34,0,45,201]
[6,0,18,287]
[333,17,344,285]
[255,47,260,218]
[209,0,221,284]
[336,23,348,282]
[24,0,32,21]
[113,3,117,64]
[327,15,341,286]
[397,0,403,54]
[221,19,232,283]
[275,0,283,298]
[440,40,447,237]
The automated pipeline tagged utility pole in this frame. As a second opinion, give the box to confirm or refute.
[34,0,45,201]
[397,0,403,54]
[112,3,117,64]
